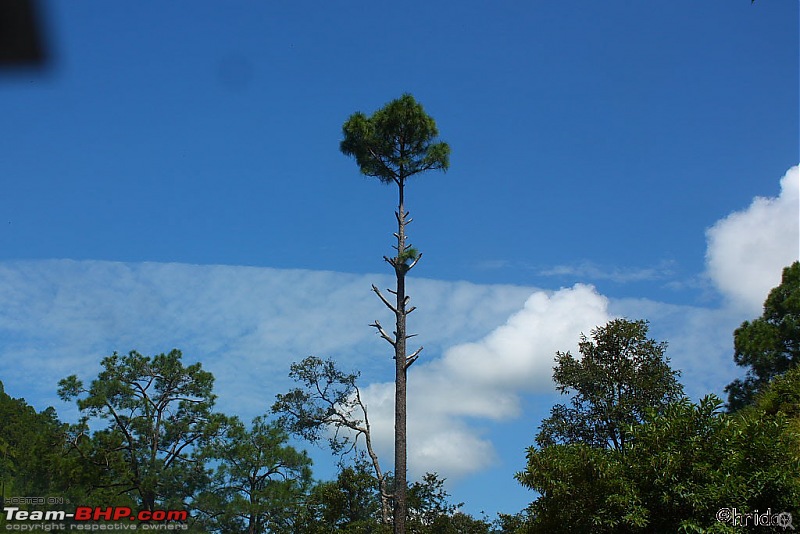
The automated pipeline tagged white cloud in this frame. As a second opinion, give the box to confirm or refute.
[438,285,610,394]
[706,165,799,313]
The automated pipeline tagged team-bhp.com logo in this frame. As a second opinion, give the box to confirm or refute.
[3,506,188,530]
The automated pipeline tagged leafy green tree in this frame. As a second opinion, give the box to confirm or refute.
[406,472,491,534]
[303,458,387,534]
[537,318,684,452]
[272,355,391,525]
[518,442,645,533]
[429,512,492,534]
[193,416,312,534]
[407,472,459,530]
[300,466,488,534]
[753,363,800,430]
[726,261,800,410]
[58,349,225,512]
[493,511,530,533]
[341,93,450,534]
[58,420,142,509]
[516,319,682,532]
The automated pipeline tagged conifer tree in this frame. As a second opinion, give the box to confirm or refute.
[340,94,450,533]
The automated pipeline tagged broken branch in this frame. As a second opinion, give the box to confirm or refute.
[405,347,423,369]
[371,285,398,313]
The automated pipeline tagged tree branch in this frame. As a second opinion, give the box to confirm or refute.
[406,347,423,369]
[366,146,399,182]
[372,284,398,314]
[370,320,396,347]
[407,252,422,271]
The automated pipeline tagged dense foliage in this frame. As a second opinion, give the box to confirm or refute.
[536,319,684,452]
[340,93,450,184]
[726,261,800,410]
[0,382,69,501]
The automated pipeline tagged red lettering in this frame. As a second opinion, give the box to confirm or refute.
[171,510,188,521]
[113,507,132,520]
[94,507,113,521]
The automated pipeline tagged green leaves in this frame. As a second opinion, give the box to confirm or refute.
[194,416,312,533]
[538,319,683,452]
[0,382,70,504]
[58,349,223,512]
[307,459,384,531]
[272,355,364,451]
[519,319,685,531]
[340,94,450,184]
[517,442,647,533]
[727,261,800,410]
[519,393,800,532]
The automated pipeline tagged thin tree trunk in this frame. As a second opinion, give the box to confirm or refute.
[370,174,423,534]
[393,178,407,534]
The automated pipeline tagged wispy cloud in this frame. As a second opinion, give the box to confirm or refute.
[0,260,533,422]
[473,259,514,271]
[538,260,676,284]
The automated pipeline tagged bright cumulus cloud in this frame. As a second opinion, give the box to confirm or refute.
[359,284,611,477]
[706,165,799,313]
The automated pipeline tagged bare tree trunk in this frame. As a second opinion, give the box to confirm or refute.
[394,374,407,534]
[394,192,408,534]
[371,174,423,534]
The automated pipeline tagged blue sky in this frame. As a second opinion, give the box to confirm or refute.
[1,0,798,520]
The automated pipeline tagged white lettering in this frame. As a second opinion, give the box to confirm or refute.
[3,507,21,520]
